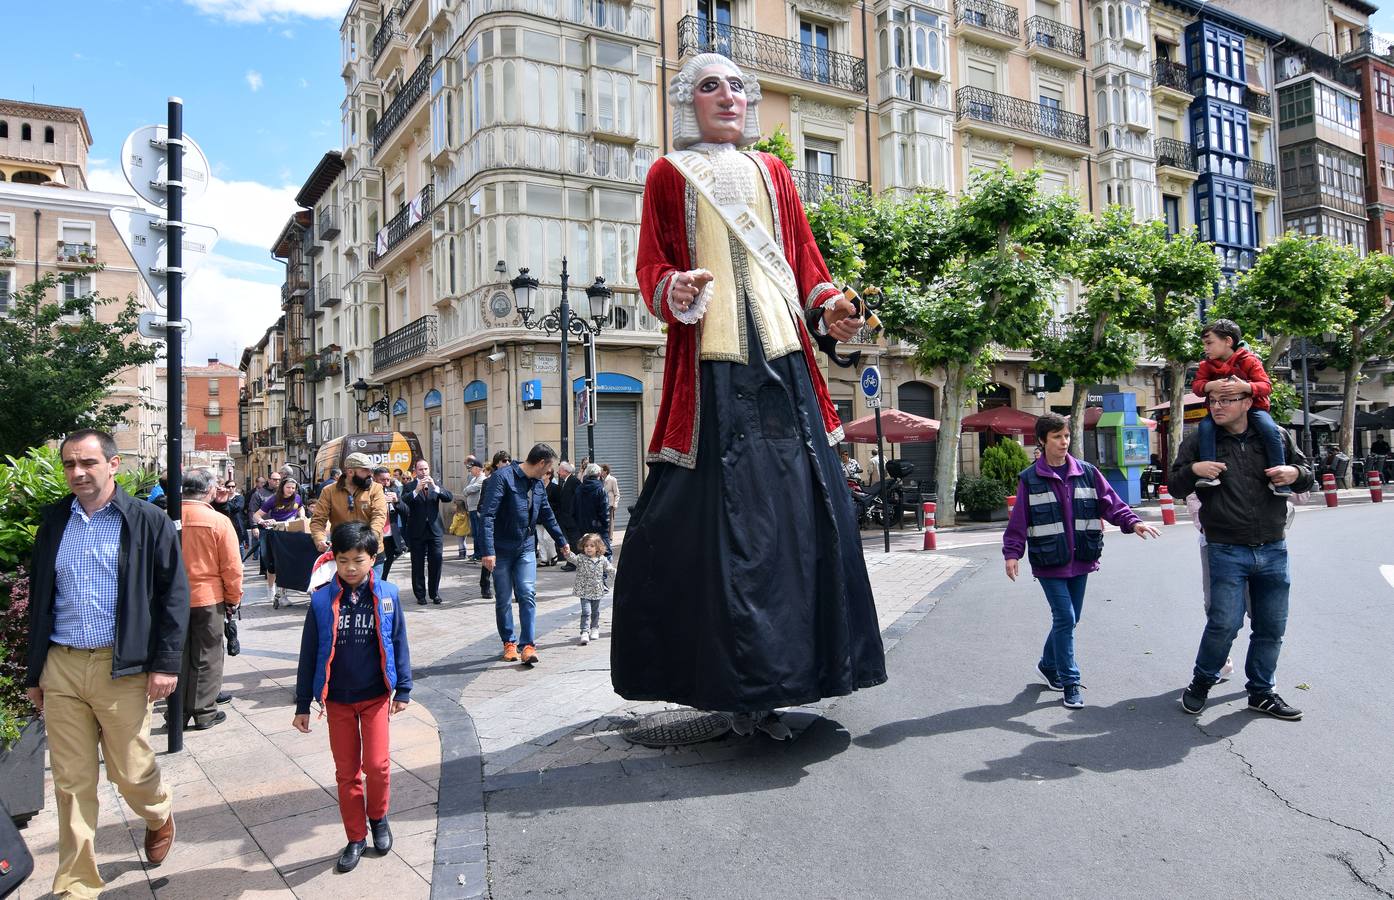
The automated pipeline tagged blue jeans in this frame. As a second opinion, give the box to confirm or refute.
[1197,409,1285,469]
[1196,541,1289,694]
[1038,574,1088,687]
[492,549,538,647]
[468,511,483,558]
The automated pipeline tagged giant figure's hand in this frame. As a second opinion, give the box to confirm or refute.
[823,296,864,342]
[670,269,714,314]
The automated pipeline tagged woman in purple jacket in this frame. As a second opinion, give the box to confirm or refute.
[1002,412,1160,709]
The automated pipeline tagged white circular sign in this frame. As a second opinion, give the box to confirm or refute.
[120,125,211,207]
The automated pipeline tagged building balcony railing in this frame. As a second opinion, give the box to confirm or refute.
[955,86,1089,146]
[304,285,321,320]
[370,184,434,268]
[1154,137,1198,172]
[286,261,310,296]
[371,5,403,64]
[317,205,341,241]
[793,169,871,205]
[372,314,437,372]
[372,52,432,157]
[1243,90,1272,118]
[954,0,1019,41]
[0,235,15,260]
[56,242,97,265]
[1345,29,1394,61]
[1153,59,1192,94]
[676,15,866,94]
[1244,160,1277,190]
[318,273,344,307]
[1024,16,1084,59]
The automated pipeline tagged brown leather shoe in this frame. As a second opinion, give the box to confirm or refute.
[144,813,175,866]
[520,644,538,665]
[501,641,520,662]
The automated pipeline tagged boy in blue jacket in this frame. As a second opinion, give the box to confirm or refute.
[293,522,413,873]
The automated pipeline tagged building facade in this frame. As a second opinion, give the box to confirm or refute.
[1344,30,1394,253]
[238,322,287,482]
[183,359,242,474]
[0,99,163,470]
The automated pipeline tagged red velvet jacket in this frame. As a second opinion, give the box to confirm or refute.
[1192,346,1272,411]
[637,152,843,468]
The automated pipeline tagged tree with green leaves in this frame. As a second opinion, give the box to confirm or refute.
[1218,233,1355,363]
[1034,206,1151,450]
[1328,252,1394,469]
[750,124,797,169]
[0,271,159,459]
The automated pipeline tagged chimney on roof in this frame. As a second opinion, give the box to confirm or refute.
[207,357,219,366]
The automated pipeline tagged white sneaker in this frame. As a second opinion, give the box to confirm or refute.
[1219,658,1234,681]
[589,628,600,641]
[579,631,590,645]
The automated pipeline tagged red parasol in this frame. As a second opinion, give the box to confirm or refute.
[841,408,941,444]
[960,406,1039,436]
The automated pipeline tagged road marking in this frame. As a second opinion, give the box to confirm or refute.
[1382,565,1394,591]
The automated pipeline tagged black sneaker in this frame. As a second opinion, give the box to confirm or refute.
[216,691,232,704]
[1180,678,1212,715]
[1062,684,1084,709]
[1196,477,1221,489]
[417,597,428,605]
[369,816,393,854]
[337,839,367,873]
[1269,483,1293,496]
[1248,692,1302,720]
[431,596,443,605]
[1036,662,1064,691]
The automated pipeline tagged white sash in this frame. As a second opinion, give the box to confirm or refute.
[667,150,801,307]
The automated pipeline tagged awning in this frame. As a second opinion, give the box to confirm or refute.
[960,406,1038,436]
[841,408,940,444]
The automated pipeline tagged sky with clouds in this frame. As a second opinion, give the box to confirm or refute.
[7,0,1394,367]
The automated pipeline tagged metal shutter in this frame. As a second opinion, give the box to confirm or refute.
[592,398,641,529]
[896,383,939,494]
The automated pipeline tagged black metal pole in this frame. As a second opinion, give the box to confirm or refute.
[559,257,570,463]
[585,329,596,462]
[874,407,889,554]
[165,97,186,754]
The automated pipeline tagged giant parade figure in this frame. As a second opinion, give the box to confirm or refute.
[610,53,887,739]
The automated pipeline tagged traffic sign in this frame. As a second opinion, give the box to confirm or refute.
[865,395,882,408]
[861,365,882,400]
[110,208,218,309]
[120,125,211,207]
[137,311,192,340]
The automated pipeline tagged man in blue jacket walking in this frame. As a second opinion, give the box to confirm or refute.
[478,443,570,665]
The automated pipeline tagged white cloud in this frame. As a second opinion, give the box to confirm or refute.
[245,70,263,92]
[183,0,348,22]
[181,253,284,365]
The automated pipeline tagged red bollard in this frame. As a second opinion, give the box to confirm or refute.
[1370,470,1383,503]
[922,501,937,551]
[1323,472,1339,507]
[1158,485,1176,526]
[1005,494,1017,515]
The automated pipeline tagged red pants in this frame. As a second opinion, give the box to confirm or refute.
[326,695,392,841]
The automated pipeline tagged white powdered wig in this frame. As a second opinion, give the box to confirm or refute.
[669,53,763,150]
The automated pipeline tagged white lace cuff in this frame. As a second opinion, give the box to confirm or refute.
[670,276,713,325]
[814,295,840,335]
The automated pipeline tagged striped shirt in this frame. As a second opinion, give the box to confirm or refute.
[51,497,123,650]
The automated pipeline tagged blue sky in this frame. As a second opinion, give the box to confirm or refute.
[5,0,1394,364]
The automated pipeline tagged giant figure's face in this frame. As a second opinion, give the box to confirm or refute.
[692,64,748,145]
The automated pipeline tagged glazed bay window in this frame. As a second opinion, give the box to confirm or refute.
[881,110,949,190]
[1377,71,1394,116]
[1380,145,1394,190]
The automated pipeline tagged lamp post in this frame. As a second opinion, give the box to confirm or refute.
[509,259,613,463]
[352,377,392,422]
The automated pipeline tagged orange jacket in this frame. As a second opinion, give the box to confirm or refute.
[180,500,243,608]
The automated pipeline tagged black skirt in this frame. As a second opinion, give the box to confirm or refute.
[610,306,887,712]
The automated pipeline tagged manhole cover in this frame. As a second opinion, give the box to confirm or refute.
[620,710,731,748]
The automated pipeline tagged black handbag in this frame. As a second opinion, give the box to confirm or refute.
[0,799,34,898]
[224,607,241,657]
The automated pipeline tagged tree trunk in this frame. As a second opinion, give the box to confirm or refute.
[1166,362,1188,474]
[1268,334,1291,367]
[935,362,970,527]
[1338,328,1363,487]
[1069,381,1089,454]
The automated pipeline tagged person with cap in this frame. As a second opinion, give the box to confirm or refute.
[311,452,388,576]
[463,457,487,561]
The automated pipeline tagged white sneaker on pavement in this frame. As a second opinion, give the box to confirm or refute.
[579,631,589,645]
[589,628,600,641]
[1219,657,1234,681]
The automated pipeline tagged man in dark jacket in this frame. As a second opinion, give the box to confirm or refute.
[479,444,570,665]
[1171,393,1313,721]
[25,429,189,896]
[548,461,581,571]
[373,467,410,583]
[402,459,454,605]
[573,463,612,556]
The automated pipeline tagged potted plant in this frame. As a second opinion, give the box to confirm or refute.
[957,474,1011,522]
[980,439,1033,501]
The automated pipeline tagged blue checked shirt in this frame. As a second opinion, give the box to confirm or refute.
[51,497,123,649]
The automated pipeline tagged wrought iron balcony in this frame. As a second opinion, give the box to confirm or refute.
[1244,160,1277,190]
[955,0,1019,40]
[1344,28,1394,61]
[955,87,1089,146]
[676,15,866,94]
[318,273,344,308]
[373,52,432,157]
[372,314,437,372]
[304,285,321,319]
[1153,59,1192,94]
[286,261,310,296]
[317,205,341,241]
[372,5,402,64]
[1025,16,1084,59]
[793,170,871,205]
[0,235,14,260]
[1154,137,1198,172]
[1243,90,1272,118]
[371,184,434,267]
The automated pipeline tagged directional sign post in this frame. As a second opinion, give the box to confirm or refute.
[861,366,890,553]
[110,210,217,309]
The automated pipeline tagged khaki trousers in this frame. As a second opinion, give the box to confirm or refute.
[180,602,226,726]
[40,645,172,899]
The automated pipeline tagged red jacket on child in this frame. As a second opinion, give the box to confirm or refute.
[1193,345,1271,411]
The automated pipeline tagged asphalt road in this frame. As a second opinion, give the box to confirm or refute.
[483,503,1394,899]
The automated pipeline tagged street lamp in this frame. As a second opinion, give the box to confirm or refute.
[509,258,613,462]
[352,377,392,419]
